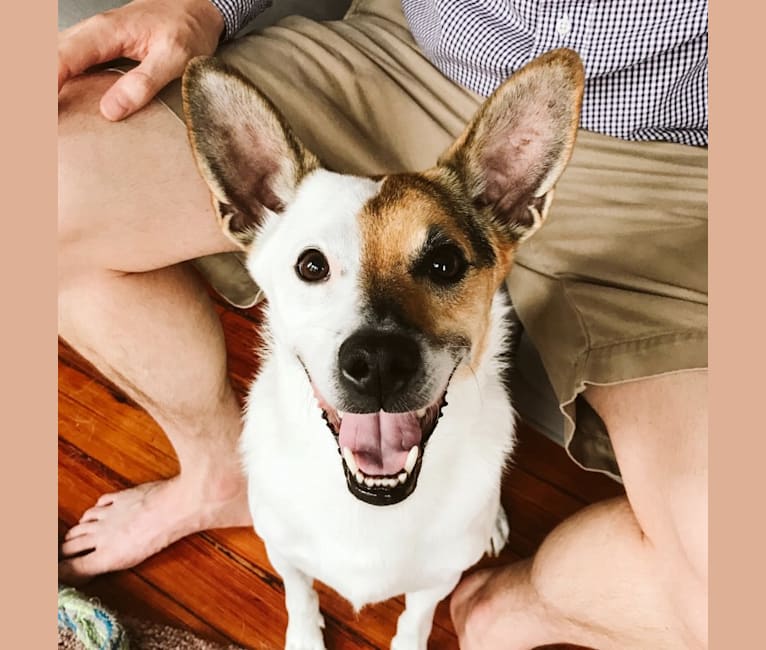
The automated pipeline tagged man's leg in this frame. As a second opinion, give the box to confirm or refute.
[451,371,708,650]
[58,73,251,580]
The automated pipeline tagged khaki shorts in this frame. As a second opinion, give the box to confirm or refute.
[154,0,708,479]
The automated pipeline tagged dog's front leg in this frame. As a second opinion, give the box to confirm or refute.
[266,546,326,650]
[391,574,461,650]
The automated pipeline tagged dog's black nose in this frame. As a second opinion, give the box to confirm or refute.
[338,331,421,408]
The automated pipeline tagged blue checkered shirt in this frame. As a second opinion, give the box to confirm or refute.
[210,0,708,147]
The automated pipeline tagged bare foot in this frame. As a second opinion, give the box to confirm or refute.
[59,469,251,583]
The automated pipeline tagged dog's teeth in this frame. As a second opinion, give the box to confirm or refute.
[357,473,406,488]
[338,410,346,419]
[416,407,427,418]
[404,446,419,474]
[341,447,358,474]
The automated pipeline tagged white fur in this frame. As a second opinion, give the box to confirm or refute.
[240,169,516,649]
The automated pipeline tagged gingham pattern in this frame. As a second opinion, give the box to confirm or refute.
[210,0,272,39]
[211,0,708,146]
[401,0,708,146]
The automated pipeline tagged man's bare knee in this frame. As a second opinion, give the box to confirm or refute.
[586,373,708,577]
[585,372,708,646]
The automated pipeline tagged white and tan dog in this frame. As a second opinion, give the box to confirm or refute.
[181,48,584,650]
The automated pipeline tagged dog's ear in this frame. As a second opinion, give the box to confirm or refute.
[438,48,584,243]
[182,56,320,248]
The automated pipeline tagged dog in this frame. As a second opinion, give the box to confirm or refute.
[181,48,584,650]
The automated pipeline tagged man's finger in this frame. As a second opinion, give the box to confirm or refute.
[98,48,186,121]
[58,15,126,91]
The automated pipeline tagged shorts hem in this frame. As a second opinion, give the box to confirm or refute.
[559,330,707,481]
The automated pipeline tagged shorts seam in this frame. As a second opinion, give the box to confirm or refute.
[588,328,707,353]
[557,275,592,358]
[516,262,708,302]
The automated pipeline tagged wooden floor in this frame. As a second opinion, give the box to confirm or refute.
[58,292,625,650]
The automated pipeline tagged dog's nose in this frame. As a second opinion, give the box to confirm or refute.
[338,331,421,406]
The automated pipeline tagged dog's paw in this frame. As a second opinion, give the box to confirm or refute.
[486,505,510,557]
[285,612,326,650]
[285,640,326,650]
[390,633,426,650]
[285,639,326,650]
[285,633,326,650]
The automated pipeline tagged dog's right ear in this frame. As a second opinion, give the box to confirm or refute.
[438,48,584,244]
[182,56,320,248]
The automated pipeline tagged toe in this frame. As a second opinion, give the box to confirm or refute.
[79,504,110,524]
[61,534,97,558]
[64,521,98,542]
[59,554,108,585]
[96,492,118,507]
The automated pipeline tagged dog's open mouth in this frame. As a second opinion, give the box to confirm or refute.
[312,388,448,506]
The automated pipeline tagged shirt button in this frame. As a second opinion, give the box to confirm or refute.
[556,15,572,37]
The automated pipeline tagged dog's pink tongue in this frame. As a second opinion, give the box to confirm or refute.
[339,411,421,476]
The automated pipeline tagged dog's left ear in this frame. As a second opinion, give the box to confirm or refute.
[439,48,584,243]
[182,56,320,248]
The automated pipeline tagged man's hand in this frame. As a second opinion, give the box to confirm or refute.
[58,0,225,121]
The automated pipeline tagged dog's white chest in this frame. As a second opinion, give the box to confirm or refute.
[241,356,513,610]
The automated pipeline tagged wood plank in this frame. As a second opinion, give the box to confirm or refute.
[512,421,625,505]
[84,571,235,646]
[58,362,177,481]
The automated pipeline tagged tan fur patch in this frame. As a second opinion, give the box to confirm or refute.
[357,50,584,368]
[359,174,516,368]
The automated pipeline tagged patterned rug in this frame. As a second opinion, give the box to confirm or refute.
[58,584,243,650]
[58,621,243,650]
[58,620,243,649]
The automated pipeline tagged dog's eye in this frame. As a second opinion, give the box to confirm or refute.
[295,249,330,282]
[425,245,467,285]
